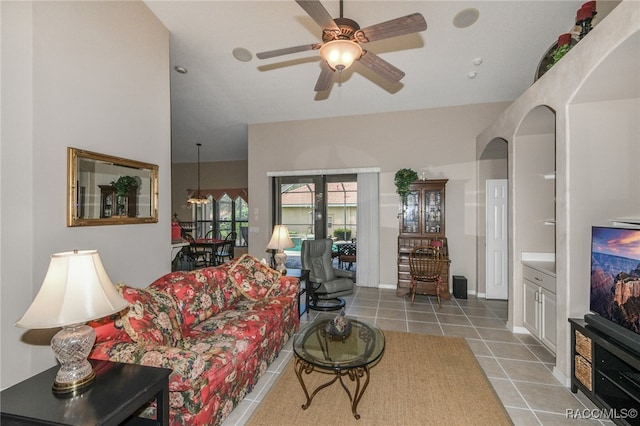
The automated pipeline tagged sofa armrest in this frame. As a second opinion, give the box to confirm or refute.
[91,341,205,392]
[271,275,300,298]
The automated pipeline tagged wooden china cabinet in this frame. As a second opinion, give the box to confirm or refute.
[397,179,450,297]
[99,185,137,218]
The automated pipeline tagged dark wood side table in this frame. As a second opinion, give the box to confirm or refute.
[1,360,171,426]
[286,268,310,317]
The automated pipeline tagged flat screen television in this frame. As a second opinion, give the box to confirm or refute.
[587,226,640,353]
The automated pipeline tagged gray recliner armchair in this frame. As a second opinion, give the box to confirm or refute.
[301,239,355,311]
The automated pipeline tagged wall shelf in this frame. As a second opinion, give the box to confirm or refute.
[611,217,640,228]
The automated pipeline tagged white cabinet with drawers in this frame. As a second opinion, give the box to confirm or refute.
[522,263,556,353]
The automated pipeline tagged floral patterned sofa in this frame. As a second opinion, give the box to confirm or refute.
[89,254,300,425]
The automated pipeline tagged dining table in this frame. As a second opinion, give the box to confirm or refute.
[190,238,224,266]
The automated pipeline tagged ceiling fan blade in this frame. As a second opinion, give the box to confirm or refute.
[314,61,335,91]
[358,50,405,83]
[355,13,427,43]
[296,0,339,31]
[256,43,321,60]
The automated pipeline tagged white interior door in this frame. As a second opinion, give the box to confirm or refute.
[486,179,508,300]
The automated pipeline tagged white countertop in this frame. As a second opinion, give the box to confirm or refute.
[522,252,556,277]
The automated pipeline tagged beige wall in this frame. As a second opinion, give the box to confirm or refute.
[567,97,640,316]
[248,102,510,289]
[171,160,248,221]
[1,1,171,388]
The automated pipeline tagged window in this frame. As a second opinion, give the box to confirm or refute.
[191,194,248,245]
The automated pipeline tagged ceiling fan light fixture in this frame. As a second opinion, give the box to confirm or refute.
[320,40,363,71]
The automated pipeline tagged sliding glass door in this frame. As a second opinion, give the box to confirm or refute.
[273,174,357,269]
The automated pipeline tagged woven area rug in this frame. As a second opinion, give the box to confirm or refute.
[247,331,512,425]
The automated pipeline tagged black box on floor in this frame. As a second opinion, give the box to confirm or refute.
[453,275,467,299]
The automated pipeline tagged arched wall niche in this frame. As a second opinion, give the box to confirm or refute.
[509,104,558,359]
[513,104,556,259]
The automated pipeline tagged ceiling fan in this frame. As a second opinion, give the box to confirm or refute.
[256,0,427,92]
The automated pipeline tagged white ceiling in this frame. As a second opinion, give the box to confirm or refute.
[144,0,614,163]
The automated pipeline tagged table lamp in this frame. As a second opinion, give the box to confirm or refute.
[266,225,294,275]
[16,250,129,395]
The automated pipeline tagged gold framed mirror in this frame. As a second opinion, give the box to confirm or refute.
[67,147,158,226]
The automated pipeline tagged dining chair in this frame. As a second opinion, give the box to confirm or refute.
[338,242,357,270]
[214,232,236,265]
[408,246,450,306]
[205,229,221,240]
[184,234,210,268]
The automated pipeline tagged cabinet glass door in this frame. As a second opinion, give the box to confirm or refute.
[424,190,443,234]
[102,192,113,218]
[401,190,420,234]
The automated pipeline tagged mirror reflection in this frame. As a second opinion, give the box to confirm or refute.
[68,148,158,226]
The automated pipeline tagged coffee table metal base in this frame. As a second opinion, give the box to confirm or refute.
[294,357,370,420]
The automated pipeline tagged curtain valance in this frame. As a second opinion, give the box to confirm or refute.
[186,188,248,202]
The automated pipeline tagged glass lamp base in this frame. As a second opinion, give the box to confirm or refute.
[50,324,96,395]
[52,370,95,395]
[274,250,287,275]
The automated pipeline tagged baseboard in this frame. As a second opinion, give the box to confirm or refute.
[552,366,569,387]
[378,284,396,290]
[511,324,530,335]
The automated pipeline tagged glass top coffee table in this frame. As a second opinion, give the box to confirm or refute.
[293,318,385,419]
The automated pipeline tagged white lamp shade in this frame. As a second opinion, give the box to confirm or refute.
[320,40,363,71]
[16,250,129,329]
[266,225,295,250]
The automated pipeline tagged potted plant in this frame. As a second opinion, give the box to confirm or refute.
[546,33,574,71]
[111,176,139,216]
[333,228,352,241]
[394,168,418,204]
[111,175,139,197]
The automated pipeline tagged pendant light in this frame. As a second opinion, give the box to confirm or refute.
[187,143,210,204]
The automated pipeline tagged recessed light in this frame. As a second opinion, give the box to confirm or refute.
[472,57,483,66]
[467,71,478,79]
[232,47,253,62]
[174,66,188,74]
[453,8,480,29]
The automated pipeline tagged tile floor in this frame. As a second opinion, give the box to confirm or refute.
[223,286,612,425]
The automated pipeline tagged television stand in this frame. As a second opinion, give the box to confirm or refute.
[569,318,640,425]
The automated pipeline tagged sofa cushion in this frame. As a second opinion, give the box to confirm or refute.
[149,267,239,333]
[228,254,281,301]
[150,270,220,330]
[118,284,182,345]
[88,313,130,343]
